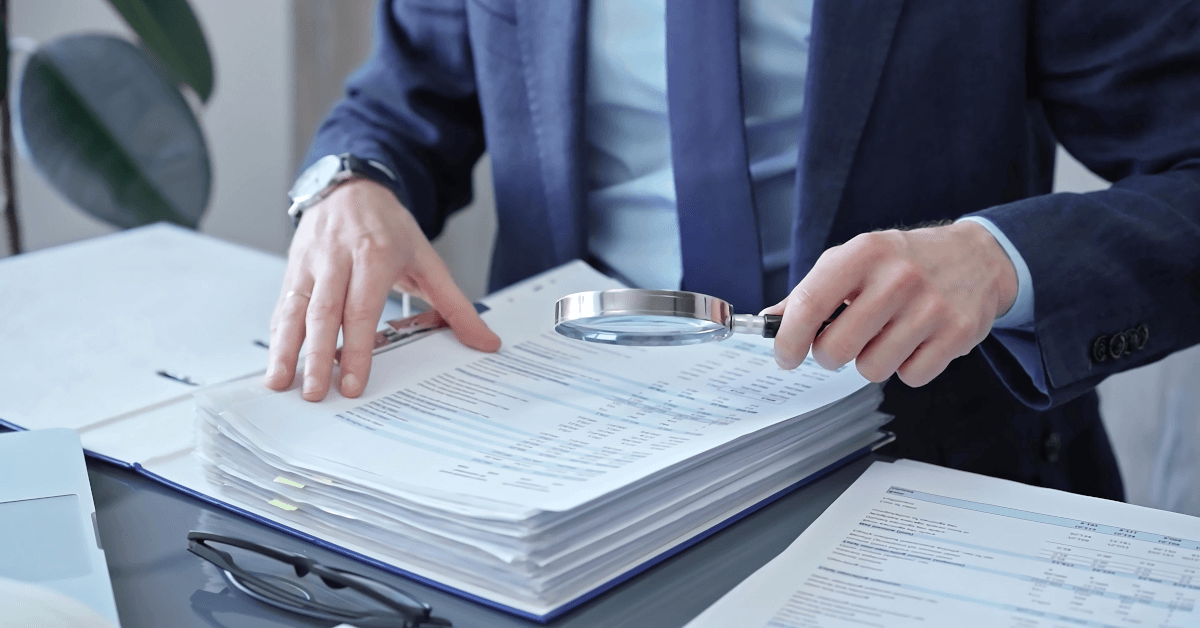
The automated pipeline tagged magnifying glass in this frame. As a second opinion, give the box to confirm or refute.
[554,289,846,347]
[550,289,768,346]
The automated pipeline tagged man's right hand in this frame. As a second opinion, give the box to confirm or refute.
[263,179,501,402]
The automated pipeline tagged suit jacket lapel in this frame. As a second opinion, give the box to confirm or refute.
[790,0,906,285]
[514,0,587,265]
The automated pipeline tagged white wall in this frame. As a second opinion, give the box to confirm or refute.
[3,0,295,258]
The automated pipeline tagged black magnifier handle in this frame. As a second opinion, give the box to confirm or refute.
[756,302,847,339]
[762,315,783,338]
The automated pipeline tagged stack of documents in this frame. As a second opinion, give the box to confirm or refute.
[195,261,891,617]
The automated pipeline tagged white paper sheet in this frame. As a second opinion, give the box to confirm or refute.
[0,224,284,430]
[685,460,1200,628]
[205,262,874,513]
[0,223,410,461]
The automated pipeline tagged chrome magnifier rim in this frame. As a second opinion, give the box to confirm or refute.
[553,289,778,346]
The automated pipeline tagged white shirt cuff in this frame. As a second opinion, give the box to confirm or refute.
[957,216,1035,331]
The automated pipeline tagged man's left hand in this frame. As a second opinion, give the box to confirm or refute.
[764,221,1019,387]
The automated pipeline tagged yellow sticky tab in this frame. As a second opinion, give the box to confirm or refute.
[268,499,297,512]
[274,476,305,489]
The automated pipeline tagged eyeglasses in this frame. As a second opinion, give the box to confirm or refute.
[187,531,451,628]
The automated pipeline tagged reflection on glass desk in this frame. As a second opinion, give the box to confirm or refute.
[89,453,880,628]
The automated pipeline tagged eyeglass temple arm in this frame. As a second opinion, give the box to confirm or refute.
[319,567,433,618]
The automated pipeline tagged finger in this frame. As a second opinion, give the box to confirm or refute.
[302,259,352,401]
[853,307,935,383]
[810,281,904,372]
[895,338,957,388]
[895,314,977,388]
[409,243,501,352]
[265,280,314,390]
[773,247,869,370]
[337,261,392,399]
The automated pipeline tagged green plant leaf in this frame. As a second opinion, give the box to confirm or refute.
[16,34,211,229]
[105,0,214,102]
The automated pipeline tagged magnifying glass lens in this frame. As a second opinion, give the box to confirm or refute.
[554,315,731,346]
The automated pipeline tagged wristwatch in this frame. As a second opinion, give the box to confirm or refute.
[286,153,398,227]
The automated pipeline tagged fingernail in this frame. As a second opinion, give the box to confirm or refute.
[776,355,799,370]
[303,375,318,395]
[342,373,360,395]
[265,362,278,380]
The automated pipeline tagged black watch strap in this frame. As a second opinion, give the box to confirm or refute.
[341,153,398,192]
[289,154,400,228]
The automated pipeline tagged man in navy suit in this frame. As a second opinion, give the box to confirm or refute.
[265,0,1200,501]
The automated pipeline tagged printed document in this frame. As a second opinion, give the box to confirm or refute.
[204,261,875,514]
[686,460,1199,628]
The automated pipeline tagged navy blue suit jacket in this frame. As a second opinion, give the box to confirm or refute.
[306,0,1200,500]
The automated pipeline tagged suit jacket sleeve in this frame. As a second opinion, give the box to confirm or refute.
[301,0,483,240]
[970,0,1200,410]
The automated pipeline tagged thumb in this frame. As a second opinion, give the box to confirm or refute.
[759,299,787,316]
[410,244,501,352]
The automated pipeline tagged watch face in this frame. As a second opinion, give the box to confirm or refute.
[288,155,343,201]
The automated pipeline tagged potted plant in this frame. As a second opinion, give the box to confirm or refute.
[3,0,215,255]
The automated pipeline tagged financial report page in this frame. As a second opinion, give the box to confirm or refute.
[688,460,1199,628]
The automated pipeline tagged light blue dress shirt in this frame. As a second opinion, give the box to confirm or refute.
[583,0,1034,332]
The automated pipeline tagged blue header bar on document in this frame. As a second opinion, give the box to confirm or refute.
[886,487,1200,551]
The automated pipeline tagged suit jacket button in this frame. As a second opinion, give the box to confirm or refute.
[1091,336,1108,363]
[1043,432,1062,464]
[1123,329,1139,355]
[1136,324,1149,349]
[1108,333,1127,360]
